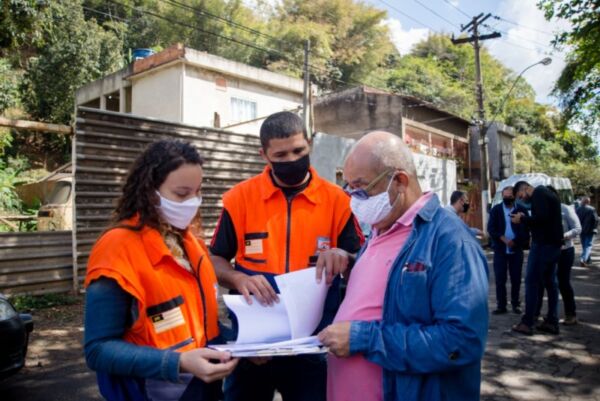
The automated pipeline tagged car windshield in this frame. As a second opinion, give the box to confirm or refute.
[47,181,71,205]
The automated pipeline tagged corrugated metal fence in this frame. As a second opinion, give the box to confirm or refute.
[73,108,263,290]
[0,231,73,295]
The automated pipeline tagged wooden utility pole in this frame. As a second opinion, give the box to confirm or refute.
[302,39,311,139]
[452,13,501,231]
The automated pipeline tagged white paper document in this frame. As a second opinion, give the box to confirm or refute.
[216,268,329,356]
[211,336,326,357]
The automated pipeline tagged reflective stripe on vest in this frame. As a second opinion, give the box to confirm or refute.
[85,219,220,351]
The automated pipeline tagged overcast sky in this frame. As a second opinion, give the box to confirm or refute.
[371,0,570,105]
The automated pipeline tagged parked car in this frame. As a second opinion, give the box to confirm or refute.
[0,294,33,379]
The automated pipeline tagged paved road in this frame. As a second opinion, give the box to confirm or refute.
[1,240,599,401]
[482,240,600,401]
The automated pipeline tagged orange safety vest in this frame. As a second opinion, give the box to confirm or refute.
[85,218,219,351]
[220,166,353,275]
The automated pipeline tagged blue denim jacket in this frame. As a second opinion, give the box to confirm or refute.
[349,194,489,401]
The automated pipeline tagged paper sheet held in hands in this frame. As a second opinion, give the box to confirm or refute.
[213,267,329,356]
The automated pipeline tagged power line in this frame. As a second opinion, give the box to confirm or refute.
[440,0,471,18]
[376,0,438,31]
[410,0,461,30]
[483,22,554,50]
[493,16,554,37]
[105,0,393,94]
[82,5,129,23]
[105,0,288,61]
[158,0,282,44]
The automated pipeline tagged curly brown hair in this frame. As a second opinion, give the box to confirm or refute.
[113,140,204,231]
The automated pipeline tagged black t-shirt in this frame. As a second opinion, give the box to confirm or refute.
[209,172,363,261]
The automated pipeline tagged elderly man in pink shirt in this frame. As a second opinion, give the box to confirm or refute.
[316,131,489,401]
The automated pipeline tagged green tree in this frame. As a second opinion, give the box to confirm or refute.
[387,34,534,122]
[20,0,124,124]
[264,0,397,90]
[83,0,268,66]
[567,160,600,196]
[0,59,20,113]
[0,0,46,59]
[513,134,569,176]
[538,0,600,135]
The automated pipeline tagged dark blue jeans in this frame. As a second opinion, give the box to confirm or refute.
[223,354,326,401]
[522,243,561,327]
[580,234,594,263]
[535,247,577,318]
[493,249,523,310]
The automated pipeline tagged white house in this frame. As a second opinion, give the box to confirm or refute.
[75,44,305,135]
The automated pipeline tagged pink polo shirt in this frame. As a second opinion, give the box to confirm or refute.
[327,192,433,401]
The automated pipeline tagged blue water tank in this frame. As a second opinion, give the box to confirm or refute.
[132,48,155,61]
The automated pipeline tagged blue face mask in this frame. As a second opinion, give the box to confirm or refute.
[516,199,531,210]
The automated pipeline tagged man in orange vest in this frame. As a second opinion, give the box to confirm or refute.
[210,111,363,401]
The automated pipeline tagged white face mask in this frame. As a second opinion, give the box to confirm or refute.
[156,191,202,230]
[350,177,396,226]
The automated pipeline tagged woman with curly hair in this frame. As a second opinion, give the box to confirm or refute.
[84,140,238,401]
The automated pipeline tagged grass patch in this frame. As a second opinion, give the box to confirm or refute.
[9,292,79,312]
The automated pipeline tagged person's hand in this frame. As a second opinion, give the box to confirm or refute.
[179,348,239,383]
[316,248,350,285]
[510,212,523,224]
[231,272,278,306]
[507,239,515,248]
[318,321,351,357]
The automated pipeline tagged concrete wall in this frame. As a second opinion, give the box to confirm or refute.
[314,88,404,139]
[131,64,184,122]
[75,66,132,112]
[413,153,456,206]
[310,132,355,183]
[183,64,303,135]
[310,132,456,206]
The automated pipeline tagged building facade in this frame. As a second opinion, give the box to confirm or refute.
[76,44,305,135]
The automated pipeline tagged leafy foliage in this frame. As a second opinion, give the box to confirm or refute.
[20,0,124,124]
[0,0,598,207]
[0,59,21,113]
[0,156,28,211]
[9,292,79,312]
[263,0,397,89]
[387,34,534,123]
[538,0,600,136]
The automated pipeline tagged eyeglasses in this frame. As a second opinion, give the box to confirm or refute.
[343,169,393,200]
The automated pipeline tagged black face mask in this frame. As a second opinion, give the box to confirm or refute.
[270,154,310,186]
[503,197,515,207]
[462,203,470,213]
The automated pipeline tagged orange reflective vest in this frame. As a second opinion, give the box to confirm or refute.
[85,219,219,351]
[219,166,353,275]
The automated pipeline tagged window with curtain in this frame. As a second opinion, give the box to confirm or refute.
[230,97,257,123]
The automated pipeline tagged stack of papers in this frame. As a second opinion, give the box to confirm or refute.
[211,268,329,357]
[211,336,325,357]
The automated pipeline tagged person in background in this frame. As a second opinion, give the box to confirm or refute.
[535,187,581,326]
[576,196,598,267]
[446,190,484,237]
[487,186,530,315]
[511,181,563,335]
[209,111,363,401]
[84,140,238,401]
[318,131,489,401]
